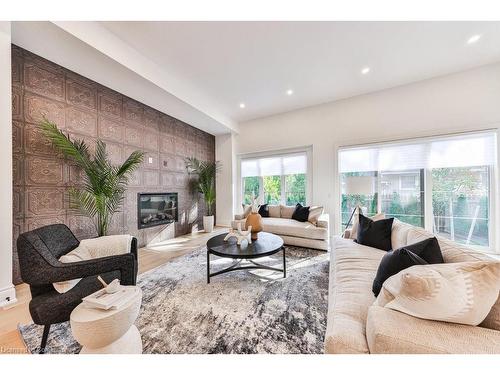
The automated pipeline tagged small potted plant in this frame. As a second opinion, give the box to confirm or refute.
[185,157,221,233]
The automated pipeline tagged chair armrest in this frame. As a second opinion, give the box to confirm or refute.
[30,253,137,286]
[316,213,329,228]
[234,214,245,220]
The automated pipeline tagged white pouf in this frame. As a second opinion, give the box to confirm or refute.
[70,286,142,354]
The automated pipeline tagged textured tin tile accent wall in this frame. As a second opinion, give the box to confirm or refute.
[11,45,215,284]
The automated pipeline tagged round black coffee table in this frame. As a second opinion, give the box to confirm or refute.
[206,232,285,283]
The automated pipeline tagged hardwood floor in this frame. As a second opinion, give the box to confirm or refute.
[0,227,227,354]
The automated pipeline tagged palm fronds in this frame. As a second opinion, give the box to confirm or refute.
[40,119,144,236]
[185,157,221,216]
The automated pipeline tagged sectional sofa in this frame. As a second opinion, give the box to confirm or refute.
[324,219,500,354]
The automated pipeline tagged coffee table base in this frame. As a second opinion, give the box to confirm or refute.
[207,246,286,283]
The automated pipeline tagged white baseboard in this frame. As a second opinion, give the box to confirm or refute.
[0,284,17,309]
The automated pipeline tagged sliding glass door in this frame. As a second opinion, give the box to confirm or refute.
[339,131,497,250]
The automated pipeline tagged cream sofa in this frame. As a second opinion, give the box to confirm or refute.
[231,205,330,251]
[325,219,500,354]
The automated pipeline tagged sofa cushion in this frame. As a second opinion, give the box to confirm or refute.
[324,237,385,353]
[366,305,500,354]
[261,217,328,241]
[280,205,295,219]
[268,204,281,218]
[432,235,500,330]
[308,206,324,225]
[356,214,394,251]
[375,261,500,326]
[390,219,413,249]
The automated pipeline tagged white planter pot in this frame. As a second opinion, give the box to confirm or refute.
[203,215,215,233]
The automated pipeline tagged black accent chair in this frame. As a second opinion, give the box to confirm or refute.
[17,224,138,353]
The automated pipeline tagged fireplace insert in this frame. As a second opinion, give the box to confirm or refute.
[137,192,178,229]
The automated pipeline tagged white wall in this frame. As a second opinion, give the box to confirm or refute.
[215,133,236,226]
[12,21,237,135]
[235,63,500,241]
[0,22,16,307]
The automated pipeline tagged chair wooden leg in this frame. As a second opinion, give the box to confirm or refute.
[39,324,51,354]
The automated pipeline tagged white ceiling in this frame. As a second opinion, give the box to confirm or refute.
[101,21,500,123]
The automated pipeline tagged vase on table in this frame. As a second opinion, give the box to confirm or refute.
[245,212,263,241]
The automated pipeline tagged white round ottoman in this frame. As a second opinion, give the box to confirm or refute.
[70,286,142,354]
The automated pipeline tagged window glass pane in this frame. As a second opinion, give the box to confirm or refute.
[263,175,281,204]
[285,173,306,205]
[340,172,378,226]
[432,166,490,247]
[243,176,260,205]
[380,170,424,227]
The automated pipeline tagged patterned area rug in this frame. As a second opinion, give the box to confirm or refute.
[19,246,329,354]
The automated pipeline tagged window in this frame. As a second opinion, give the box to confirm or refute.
[242,176,260,205]
[432,166,490,247]
[241,152,308,206]
[339,131,497,250]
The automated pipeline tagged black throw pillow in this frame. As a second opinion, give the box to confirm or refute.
[292,203,310,222]
[258,204,269,217]
[372,248,428,297]
[356,213,394,251]
[403,237,444,264]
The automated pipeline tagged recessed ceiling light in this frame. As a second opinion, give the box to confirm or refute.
[361,67,371,75]
[286,89,294,96]
[467,34,482,44]
[239,103,246,109]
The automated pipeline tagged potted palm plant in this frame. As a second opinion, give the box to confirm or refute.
[40,119,144,237]
[185,157,221,233]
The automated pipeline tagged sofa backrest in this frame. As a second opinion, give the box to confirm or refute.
[280,205,295,219]
[268,205,281,218]
[391,218,500,331]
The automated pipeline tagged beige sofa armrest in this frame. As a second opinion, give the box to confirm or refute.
[316,213,329,228]
[366,305,500,354]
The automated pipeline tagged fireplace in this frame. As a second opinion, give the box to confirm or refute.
[138,193,178,229]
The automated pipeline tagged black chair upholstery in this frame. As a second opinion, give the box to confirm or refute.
[17,224,138,353]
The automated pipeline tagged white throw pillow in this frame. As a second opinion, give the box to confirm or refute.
[308,206,324,225]
[53,234,133,294]
[375,261,500,326]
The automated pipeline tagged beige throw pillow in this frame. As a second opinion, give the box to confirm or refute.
[375,261,500,326]
[308,206,324,225]
[268,205,281,218]
[280,205,296,219]
[350,207,385,239]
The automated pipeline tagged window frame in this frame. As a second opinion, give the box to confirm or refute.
[238,147,313,208]
[337,130,498,254]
